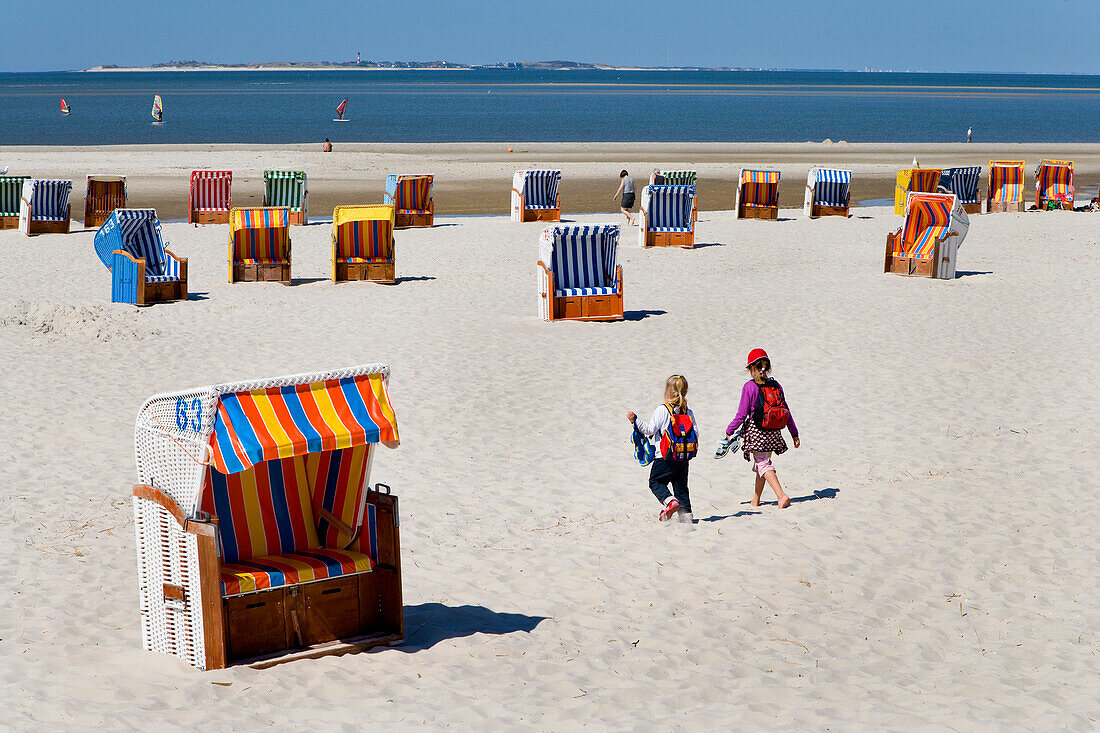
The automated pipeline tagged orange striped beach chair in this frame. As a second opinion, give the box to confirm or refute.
[228,207,291,283]
[131,364,404,669]
[894,168,942,215]
[84,175,127,228]
[736,169,780,220]
[1035,160,1074,210]
[986,161,1026,213]
[189,170,233,224]
[884,192,970,280]
[332,205,396,283]
[384,175,433,228]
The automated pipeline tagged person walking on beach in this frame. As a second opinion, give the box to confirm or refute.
[613,170,636,225]
[967,127,972,143]
[322,138,333,152]
[628,375,699,524]
[650,168,666,186]
[724,349,799,509]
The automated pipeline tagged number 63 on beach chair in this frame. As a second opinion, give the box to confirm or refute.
[131,364,404,669]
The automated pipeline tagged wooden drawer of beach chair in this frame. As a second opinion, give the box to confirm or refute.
[226,590,289,661]
[295,576,362,646]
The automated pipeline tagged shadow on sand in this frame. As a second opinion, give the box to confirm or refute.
[398,603,549,653]
[623,309,667,321]
[955,271,992,278]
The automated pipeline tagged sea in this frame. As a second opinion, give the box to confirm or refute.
[1,69,1099,145]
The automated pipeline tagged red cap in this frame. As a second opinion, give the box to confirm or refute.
[746,348,769,367]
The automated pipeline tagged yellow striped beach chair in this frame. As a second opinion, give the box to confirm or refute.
[228,207,291,283]
[885,192,969,280]
[894,168,942,215]
[331,205,396,283]
[986,161,1026,213]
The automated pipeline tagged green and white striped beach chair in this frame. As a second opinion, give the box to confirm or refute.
[0,176,30,229]
[262,170,308,225]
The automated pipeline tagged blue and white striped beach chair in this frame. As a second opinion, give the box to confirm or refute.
[511,170,561,222]
[638,185,697,247]
[537,224,623,321]
[93,209,187,305]
[18,179,72,235]
[803,168,852,218]
[938,167,982,214]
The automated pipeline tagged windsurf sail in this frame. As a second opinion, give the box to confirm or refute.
[335,98,348,119]
[60,97,70,115]
[151,95,163,122]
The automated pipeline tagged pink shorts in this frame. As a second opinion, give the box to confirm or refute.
[752,451,775,477]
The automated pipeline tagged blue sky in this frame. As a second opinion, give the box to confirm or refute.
[0,0,1097,74]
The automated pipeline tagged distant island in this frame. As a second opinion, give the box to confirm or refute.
[81,60,770,72]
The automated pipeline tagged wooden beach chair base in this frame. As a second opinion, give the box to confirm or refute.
[233,262,291,283]
[962,202,982,215]
[286,210,307,226]
[884,232,941,278]
[738,205,778,220]
[548,293,624,321]
[987,201,1023,213]
[1037,198,1072,211]
[334,261,396,284]
[0,215,18,230]
[808,204,850,218]
[26,217,72,235]
[394,211,433,229]
[191,210,231,225]
[644,230,694,248]
[521,208,561,223]
[112,250,188,305]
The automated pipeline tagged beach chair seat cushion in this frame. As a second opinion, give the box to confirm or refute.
[555,285,618,297]
[237,257,286,265]
[336,256,393,264]
[220,547,376,596]
[144,273,182,283]
[901,197,953,258]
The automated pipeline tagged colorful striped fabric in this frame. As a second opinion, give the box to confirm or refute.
[230,207,290,264]
[539,224,619,296]
[660,170,697,186]
[900,194,953,259]
[307,445,376,549]
[811,168,852,207]
[739,169,780,208]
[0,176,29,216]
[333,219,393,262]
[22,179,72,220]
[1036,160,1074,202]
[522,170,561,209]
[988,161,1025,203]
[645,185,695,231]
[200,456,320,563]
[190,170,232,212]
[208,372,400,475]
[219,548,375,596]
[384,174,433,213]
[262,170,306,211]
[939,167,981,204]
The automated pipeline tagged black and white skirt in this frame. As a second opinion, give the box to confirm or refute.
[741,419,788,461]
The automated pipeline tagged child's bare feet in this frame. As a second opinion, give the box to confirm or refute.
[778,495,791,509]
[750,496,761,507]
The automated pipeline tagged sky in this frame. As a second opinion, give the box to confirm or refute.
[0,0,1097,74]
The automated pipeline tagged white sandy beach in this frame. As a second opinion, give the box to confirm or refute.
[1,197,1098,729]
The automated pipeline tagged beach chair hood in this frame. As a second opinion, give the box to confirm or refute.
[94,209,166,269]
[902,192,969,255]
[384,174,433,213]
[939,167,981,205]
[0,176,30,217]
[539,224,619,296]
[803,168,851,215]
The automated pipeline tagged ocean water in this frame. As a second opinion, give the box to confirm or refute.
[1,69,1099,145]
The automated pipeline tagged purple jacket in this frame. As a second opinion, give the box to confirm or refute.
[726,380,798,437]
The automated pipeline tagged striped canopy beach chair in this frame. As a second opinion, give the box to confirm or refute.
[384,174,433,228]
[228,207,291,283]
[538,224,623,322]
[0,176,29,229]
[939,167,982,214]
[511,170,561,222]
[884,192,969,280]
[131,363,403,670]
[84,175,127,228]
[638,184,697,248]
[93,209,186,305]
[894,168,942,215]
[654,170,698,186]
[736,169,780,220]
[331,205,396,283]
[1035,160,1074,210]
[189,170,233,224]
[986,161,1026,213]
[263,170,308,225]
[803,168,852,218]
[19,179,72,235]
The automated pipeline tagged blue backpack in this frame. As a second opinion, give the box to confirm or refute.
[631,427,655,467]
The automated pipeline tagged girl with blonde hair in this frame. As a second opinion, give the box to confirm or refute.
[628,375,699,523]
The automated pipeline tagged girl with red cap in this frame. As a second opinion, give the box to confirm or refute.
[725,349,799,508]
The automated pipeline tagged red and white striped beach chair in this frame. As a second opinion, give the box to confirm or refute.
[189,170,233,224]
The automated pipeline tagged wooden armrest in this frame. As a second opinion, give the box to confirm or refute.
[163,248,186,265]
[133,484,186,528]
[113,249,143,265]
[316,506,353,536]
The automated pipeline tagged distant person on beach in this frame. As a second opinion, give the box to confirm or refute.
[613,170,636,225]
[724,349,799,509]
[628,375,698,524]
[322,138,332,152]
[967,127,972,143]
[651,168,666,186]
